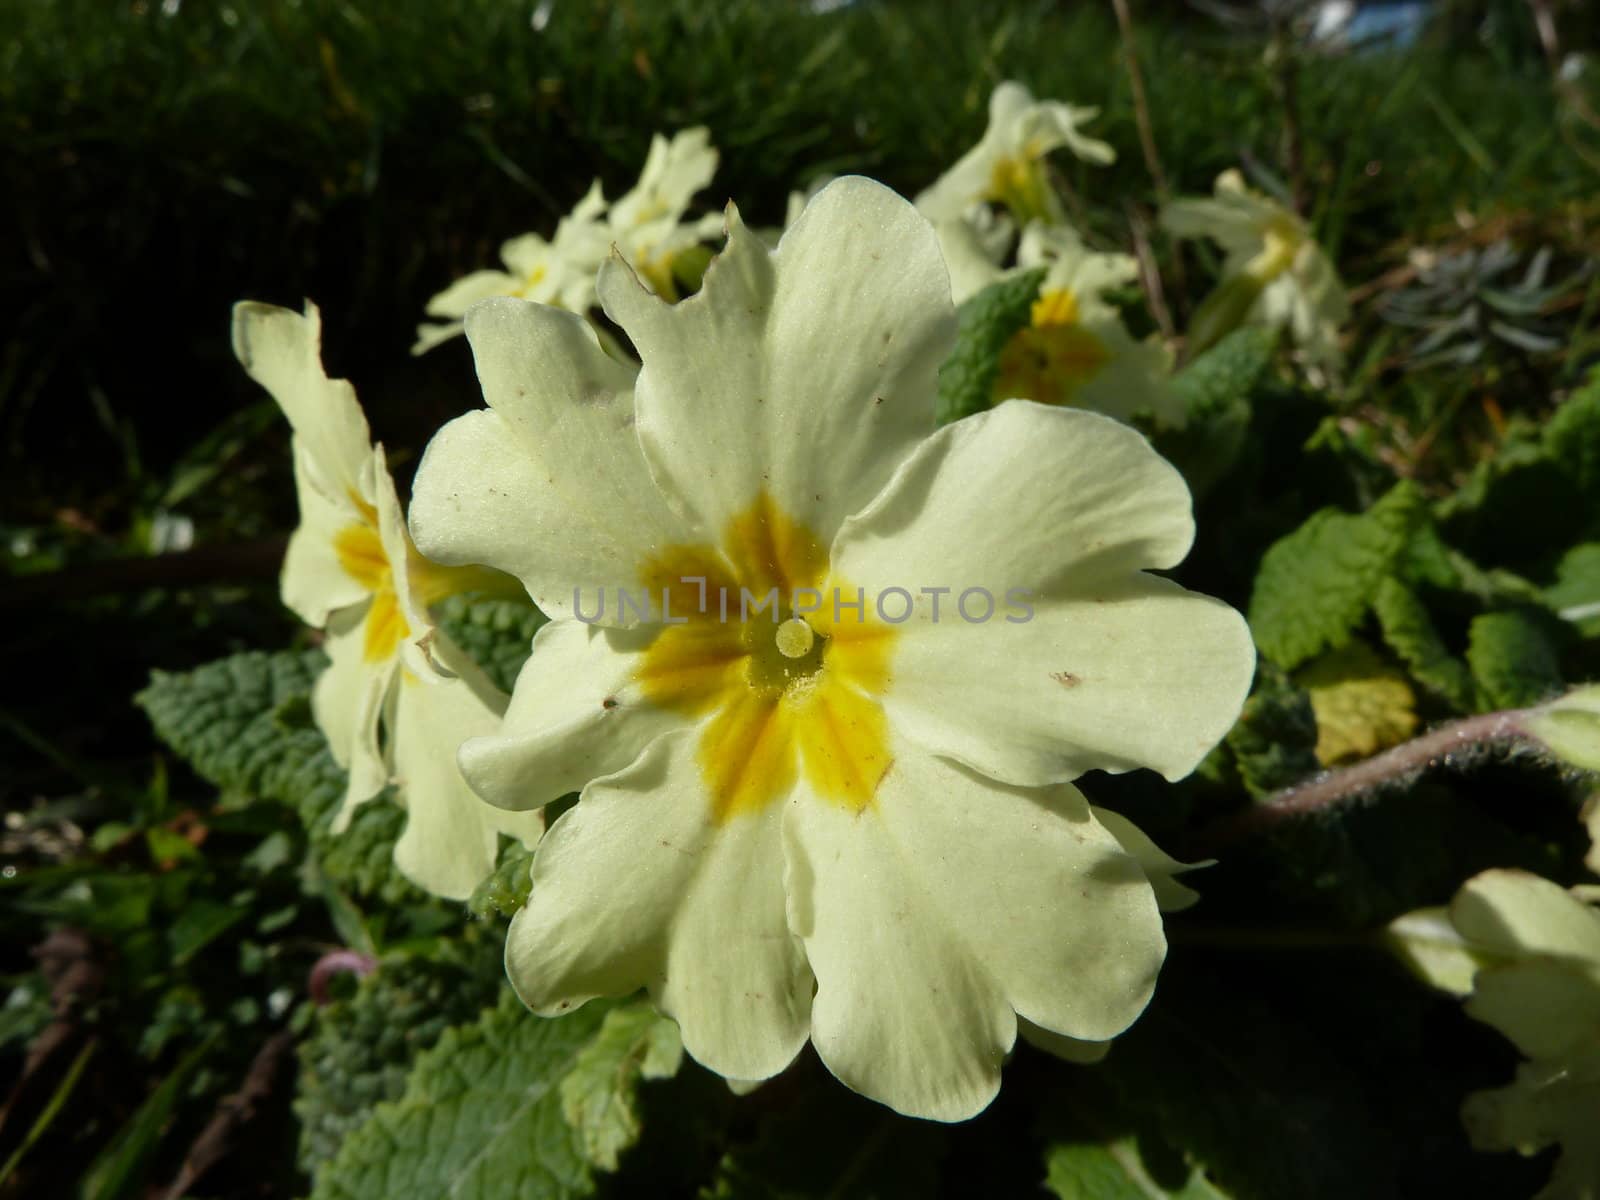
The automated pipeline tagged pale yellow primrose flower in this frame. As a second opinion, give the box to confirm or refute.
[413,184,611,356]
[916,80,1114,227]
[1160,169,1349,370]
[408,177,1254,1120]
[1388,870,1600,1197]
[415,129,722,355]
[941,219,1182,428]
[232,302,543,899]
[996,224,1184,428]
[602,127,725,300]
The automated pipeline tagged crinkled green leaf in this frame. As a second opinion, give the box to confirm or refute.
[1438,412,1592,572]
[295,937,505,1174]
[1372,578,1475,711]
[1248,482,1426,670]
[1395,521,1464,591]
[1466,609,1564,710]
[137,649,328,797]
[935,266,1046,426]
[311,993,606,1200]
[137,649,414,902]
[559,1001,683,1172]
[1444,551,1544,609]
[434,592,548,695]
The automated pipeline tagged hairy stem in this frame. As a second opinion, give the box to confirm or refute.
[1196,707,1539,852]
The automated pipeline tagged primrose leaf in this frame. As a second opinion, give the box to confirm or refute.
[1466,610,1565,710]
[935,267,1046,425]
[136,650,414,902]
[311,993,606,1200]
[559,1001,683,1172]
[1372,578,1475,712]
[1248,482,1426,670]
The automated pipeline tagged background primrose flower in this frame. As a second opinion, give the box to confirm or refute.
[232,301,542,899]
[916,80,1114,228]
[1161,167,1350,371]
[414,127,724,354]
[408,176,1254,1120]
[412,183,611,356]
[942,220,1183,429]
[993,224,1184,428]
[600,126,726,301]
[1388,869,1600,1199]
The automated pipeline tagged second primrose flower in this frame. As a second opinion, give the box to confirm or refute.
[409,177,1255,1119]
[233,302,543,900]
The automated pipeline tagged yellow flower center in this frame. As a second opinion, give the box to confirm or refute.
[636,248,682,302]
[633,491,896,822]
[520,264,548,296]
[986,154,1055,226]
[1248,217,1303,284]
[993,287,1112,408]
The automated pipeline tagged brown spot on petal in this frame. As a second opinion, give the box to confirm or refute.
[1051,672,1081,688]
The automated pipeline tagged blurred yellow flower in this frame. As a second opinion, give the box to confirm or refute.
[1389,869,1600,1198]
[917,81,1114,227]
[1161,169,1349,371]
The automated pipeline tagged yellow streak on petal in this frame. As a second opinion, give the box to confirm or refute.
[638,544,739,621]
[723,490,828,599]
[794,677,892,815]
[363,588,408,664]
[636,623,747,714]
[334,522,390,592]
[409,554,514,608]
[809,581,897,695]
[699,690,797,822]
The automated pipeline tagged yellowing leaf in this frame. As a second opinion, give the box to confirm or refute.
[1297,641,1417,765]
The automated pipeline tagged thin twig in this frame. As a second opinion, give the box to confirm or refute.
[1109,0,1188,314]
[0,537,286,609]
[1126,203,1176,340]
[1193,707,1539,853]
[160,1030,296,1200]
[1109,0,1170,205]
